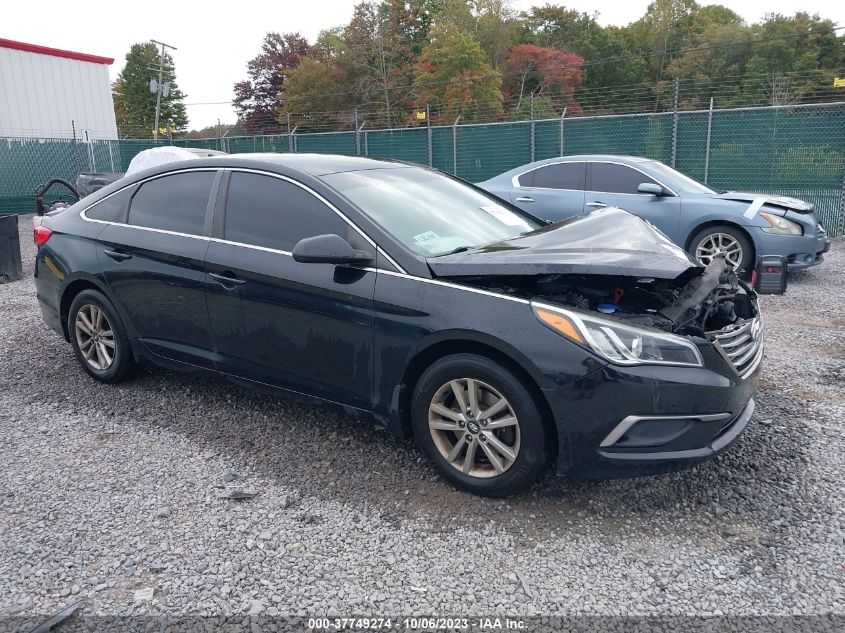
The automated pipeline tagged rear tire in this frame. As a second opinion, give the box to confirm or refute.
[68,289,136,383]
[689,225,753,272]
[410,353,548,497]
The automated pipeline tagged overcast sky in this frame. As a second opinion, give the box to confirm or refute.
[6,0,844,129]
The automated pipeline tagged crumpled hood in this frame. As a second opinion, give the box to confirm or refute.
[427,207,702,280]
[713,191,814,213]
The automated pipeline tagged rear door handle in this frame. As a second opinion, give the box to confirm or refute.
[515,197,535,203]
[586,202,607,208]
[209,272,246,287]
[104,249,132,262]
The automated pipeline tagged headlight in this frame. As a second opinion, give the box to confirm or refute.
[532,302,703,367]
[761,212,802,235]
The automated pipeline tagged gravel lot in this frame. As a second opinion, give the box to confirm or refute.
[1,215,843,624]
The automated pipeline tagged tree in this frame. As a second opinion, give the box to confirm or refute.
[414,22,503,122]
[233,32,311,133]
[518,6,646,103]
[503,44,583,114]
[279,57,351,130]
[113,42,188,138]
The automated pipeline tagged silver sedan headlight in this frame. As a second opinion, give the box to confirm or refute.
[532,302,704,367]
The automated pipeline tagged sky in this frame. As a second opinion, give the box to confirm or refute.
[5,0,844,129]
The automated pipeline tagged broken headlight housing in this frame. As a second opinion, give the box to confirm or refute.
[532,302,703,367]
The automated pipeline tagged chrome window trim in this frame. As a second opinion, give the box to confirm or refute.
[79,165,406,273]
[79,167,222,240]
[600,411,732,448]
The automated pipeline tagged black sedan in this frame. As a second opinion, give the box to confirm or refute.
[33,154,762,497]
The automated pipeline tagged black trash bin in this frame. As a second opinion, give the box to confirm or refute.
[0,214,23,283]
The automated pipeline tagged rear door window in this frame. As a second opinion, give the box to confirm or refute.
[520,162,585,190]
[589,162,660,194]
[128,171,215,235]
[224,172,347,252]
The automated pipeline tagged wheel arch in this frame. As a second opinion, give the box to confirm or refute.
[394,337,558,459]
[59,275,112,341]
[685,220,756,265]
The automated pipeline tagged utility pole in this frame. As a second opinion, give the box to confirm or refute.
[152,39,177,140]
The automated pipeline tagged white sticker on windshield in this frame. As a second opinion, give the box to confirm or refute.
[413,230,439,243]
[481,205,525,227]
[743,197,766,219]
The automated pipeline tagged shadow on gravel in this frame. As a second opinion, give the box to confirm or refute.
[3,317,815,542]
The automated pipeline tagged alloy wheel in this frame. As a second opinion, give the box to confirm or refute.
[427,378,521,478]
[74,303,116,371]
[695,233,743,269]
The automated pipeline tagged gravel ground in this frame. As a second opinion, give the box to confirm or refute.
[1,215,843,624]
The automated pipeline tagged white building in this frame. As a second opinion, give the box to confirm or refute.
[0,38,118,140]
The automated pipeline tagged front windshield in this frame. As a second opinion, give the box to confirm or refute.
[645,161,716,195]
[322,167,542,257]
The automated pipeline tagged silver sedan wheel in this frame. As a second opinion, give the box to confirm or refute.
[695,232,744,269]
[427,378,521,479]
[74,304,115,371]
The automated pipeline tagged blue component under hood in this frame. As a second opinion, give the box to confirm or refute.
[427,207,703,280]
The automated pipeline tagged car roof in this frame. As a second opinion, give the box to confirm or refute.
[197,153,407,176]
[480,154,656,183]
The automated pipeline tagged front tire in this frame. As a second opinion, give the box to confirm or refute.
[411,353,548,497]
[68,289,136,383]
[689,225,753,272]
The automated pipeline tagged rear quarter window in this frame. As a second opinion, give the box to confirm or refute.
[85,187,133,222]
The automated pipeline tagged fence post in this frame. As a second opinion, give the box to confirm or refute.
[289,127,297,153]
[364,130,369,156]
[354,108,360,156]
[559,107,567,157]
[704,97,714,184]
[839,166,845,237]
[530,94,536,163]
[357,120,367,156]
[426,104,432,167]
[452,115,461,176]
[671,77,679,168]
[287,113,292,153]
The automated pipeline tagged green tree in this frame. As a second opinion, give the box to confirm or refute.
[414,22,503,122]
[279,57,351,130]
[114,42,188,138]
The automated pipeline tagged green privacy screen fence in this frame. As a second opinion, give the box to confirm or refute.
[2,101,844,234]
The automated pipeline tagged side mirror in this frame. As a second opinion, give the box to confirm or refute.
[638,182,665,196]
[292,233,373,265]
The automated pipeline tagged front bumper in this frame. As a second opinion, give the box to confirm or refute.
[544,347,760,479]
[753,227,831,271]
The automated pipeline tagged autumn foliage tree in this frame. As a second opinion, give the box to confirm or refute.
[233,32,311,133]
[414,22,503,122]
[503,44,584,115]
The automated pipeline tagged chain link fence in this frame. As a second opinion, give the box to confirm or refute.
[2,101,844,235]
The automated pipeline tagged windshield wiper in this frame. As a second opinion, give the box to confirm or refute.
[434,246,472,257]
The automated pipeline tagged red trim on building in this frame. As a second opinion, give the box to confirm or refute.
[0,38,114,65]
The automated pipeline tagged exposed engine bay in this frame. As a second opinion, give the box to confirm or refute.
[446,255,758,337]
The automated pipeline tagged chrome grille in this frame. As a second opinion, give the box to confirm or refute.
[709,317,764,379]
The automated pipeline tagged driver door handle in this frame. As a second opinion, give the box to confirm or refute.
[515,197,535,203]
[586,201,607,208]
[209,272,246,286]
[104,249,132,262]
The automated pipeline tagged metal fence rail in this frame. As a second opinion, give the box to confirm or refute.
[2,102,844,235]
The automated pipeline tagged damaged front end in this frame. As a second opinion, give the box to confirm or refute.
[435,255,762,377]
